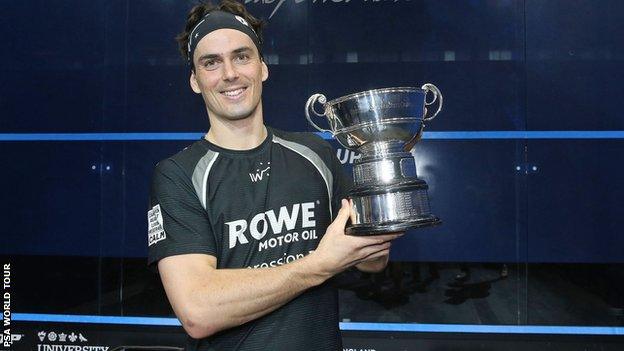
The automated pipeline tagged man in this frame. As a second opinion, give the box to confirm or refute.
[147,1,402,349]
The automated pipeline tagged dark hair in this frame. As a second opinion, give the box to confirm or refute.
[176,0,265,64]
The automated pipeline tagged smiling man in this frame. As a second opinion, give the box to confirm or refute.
[147,1,402,350]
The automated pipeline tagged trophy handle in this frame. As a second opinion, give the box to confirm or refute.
[421,83,443,122]
[305,93,333,133]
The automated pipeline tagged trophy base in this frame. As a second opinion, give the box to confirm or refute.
[346,215,441,236]
[346,180,440,236]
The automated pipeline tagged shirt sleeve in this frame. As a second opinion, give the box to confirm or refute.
[147,158,218,271]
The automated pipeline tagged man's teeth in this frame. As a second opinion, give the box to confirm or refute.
[223,88,245,96]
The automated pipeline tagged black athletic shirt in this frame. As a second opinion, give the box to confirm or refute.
[147,127,351,351]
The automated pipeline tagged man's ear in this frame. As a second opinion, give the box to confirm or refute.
[261,60,269,82]
[190,70,201,94]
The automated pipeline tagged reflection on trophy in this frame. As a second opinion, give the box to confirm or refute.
[305,84,443,235]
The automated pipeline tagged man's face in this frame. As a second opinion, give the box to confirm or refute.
[190,28,268,122]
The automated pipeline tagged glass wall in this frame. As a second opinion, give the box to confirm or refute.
[2,0,623,341]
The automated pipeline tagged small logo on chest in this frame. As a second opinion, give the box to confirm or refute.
[249,161,270,183]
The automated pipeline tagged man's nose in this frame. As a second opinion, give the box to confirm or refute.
[221,59,239,81]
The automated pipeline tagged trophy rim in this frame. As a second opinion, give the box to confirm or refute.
[327,86,423,106]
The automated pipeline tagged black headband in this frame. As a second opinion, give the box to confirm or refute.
[187,10,262,68]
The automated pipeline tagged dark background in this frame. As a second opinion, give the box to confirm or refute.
[1,0,623,348]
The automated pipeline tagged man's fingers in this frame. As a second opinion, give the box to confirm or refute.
[348,199,356,224]
[357,247,390,264]
[358,241,391,257]
[371,232,404,242]
[351,233,402,247]
[330,199,351,229]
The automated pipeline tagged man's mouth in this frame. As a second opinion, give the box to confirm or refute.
[221,87,247,98]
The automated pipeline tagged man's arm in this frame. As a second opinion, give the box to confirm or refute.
[158,199,401,339]
[158,253,327,339]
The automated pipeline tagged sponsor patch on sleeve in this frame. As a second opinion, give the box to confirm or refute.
[148,204,167,246]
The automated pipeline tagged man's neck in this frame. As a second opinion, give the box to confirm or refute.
[205,114,268,151]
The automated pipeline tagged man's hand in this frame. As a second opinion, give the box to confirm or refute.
[309,199,403,278]
[346,199,403,273]
[354,230,404,273]
[355,255,389,273]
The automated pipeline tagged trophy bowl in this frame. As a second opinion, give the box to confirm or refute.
[305,84,443,235]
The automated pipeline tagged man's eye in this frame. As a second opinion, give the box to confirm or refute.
[202,60,219,70]
[235,53,250,62]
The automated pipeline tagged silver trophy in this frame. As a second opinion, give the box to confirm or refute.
[305,84,443,235]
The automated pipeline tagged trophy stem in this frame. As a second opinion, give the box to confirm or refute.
[357,141,406,156]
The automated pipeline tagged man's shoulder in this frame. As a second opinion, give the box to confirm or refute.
[153,139,211,179]
[270,128,334,158]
